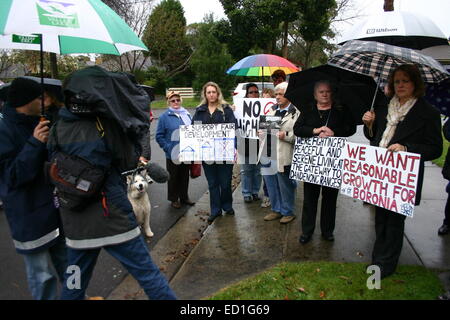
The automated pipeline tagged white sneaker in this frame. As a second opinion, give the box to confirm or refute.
[260,197,271,208]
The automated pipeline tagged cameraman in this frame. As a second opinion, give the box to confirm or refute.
[48,68,176,300]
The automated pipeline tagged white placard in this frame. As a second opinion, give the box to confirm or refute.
[179,123,236,162]
[340,142,421,218]
[289,137,347,189]
[233,98,276,139]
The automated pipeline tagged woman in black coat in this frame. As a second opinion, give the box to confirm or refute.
[192,82,237,223]
[362,64,442,279]
[294,80,356,244]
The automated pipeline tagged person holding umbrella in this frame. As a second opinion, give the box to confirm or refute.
[294,80,356,244]
[362,64,443,279]
[238,83,262,203]
[0,77,67,300]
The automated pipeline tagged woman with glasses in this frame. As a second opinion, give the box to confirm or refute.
[238,83,263,203]
[156,91,195,209]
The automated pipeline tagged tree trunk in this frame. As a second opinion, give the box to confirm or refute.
[49,53,58,78]
[384,0,394,11]
[281,20,289,58]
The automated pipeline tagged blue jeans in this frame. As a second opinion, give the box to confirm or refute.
[241,163,262,197]
[60,236,176,300]
[263,174,281,213]
[23,238,67,300]
[202,163,234,216]
[277,166,297,216]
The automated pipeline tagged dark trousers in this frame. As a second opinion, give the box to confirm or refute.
[166,159,190,202]
[371,207,406,275]
[302,182,339,237]
[202,163,233,216]
[445,182,450,225]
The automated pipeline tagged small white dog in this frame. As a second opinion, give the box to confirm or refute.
[127,171,153,238]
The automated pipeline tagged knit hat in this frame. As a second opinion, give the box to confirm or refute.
[7,77,42,108]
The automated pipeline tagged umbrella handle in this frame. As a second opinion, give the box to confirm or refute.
[370,76,382,112]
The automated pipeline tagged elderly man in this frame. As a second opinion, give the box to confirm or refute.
[0,77,67,300]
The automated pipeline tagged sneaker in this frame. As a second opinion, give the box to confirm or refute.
[280,215,296,224]
[244,196,252,203]
[252,194,260,201]
[207,214,221,224]
[260,197,271,208]
[264,212,282,221]
[225,209,235,215]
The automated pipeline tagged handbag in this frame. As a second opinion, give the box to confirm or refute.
[190,163,201,179]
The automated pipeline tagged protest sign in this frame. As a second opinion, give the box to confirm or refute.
[340,142,421,218]
[179,123,236,162]
[289,137,347,189]
[233,98,276,139]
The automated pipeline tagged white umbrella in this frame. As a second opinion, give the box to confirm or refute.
[0,0,148,115]
[0,0,148,55]
[337,11,448,50]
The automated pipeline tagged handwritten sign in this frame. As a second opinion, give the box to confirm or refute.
[289,137,347,189]
[340,142,421,217]
[179,123,236,162]
[233,98,276,139]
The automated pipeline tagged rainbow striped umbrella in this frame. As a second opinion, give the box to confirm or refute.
[226,54,299,76]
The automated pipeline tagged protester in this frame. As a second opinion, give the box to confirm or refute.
[271,69,287,87]
[48,69,176,300]
[0,77,67,300]
[156,91,195,209]
[260,87,275,208]
[439,119,450,235]
[238,83,262,203]
[294,80,356,244]
[262,88,275,98]
[262,82,299,224]
[192,82,236,223]
[362,64,442,279]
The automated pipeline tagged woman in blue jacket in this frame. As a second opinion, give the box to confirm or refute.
[192,82,237,223]
[156,91,194,209]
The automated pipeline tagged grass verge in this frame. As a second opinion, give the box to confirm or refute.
[151,98,201,109]
[432,133,449,168]
[208,261,444,300]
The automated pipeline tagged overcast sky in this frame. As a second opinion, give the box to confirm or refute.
[176,0,450,39]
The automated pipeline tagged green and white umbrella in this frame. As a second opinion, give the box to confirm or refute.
[0,0,148,55]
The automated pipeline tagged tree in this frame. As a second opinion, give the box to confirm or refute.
[287,0,337,68]
[143,0,192,79]
[101,1,154,73]
[189,15,236,98]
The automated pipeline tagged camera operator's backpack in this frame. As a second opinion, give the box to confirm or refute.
[48,118,107,211]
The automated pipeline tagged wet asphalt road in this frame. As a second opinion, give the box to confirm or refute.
[0,108,208,300]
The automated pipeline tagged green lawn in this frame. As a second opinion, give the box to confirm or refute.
[208,261,444,300]
[151,97,201,109]
[432,133,449,168]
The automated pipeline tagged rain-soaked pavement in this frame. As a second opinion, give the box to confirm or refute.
[109,126,450,300]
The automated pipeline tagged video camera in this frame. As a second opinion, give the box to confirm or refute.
[66,93,97,115]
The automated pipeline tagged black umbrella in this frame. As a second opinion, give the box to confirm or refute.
[0,76,63,102]
[285,64,385,125]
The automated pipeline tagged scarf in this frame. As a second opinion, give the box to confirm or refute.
[379,96,416,148]
[170,107,191,125]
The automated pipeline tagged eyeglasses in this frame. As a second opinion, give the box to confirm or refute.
[248,90,259,94]
[170,99,181,103]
